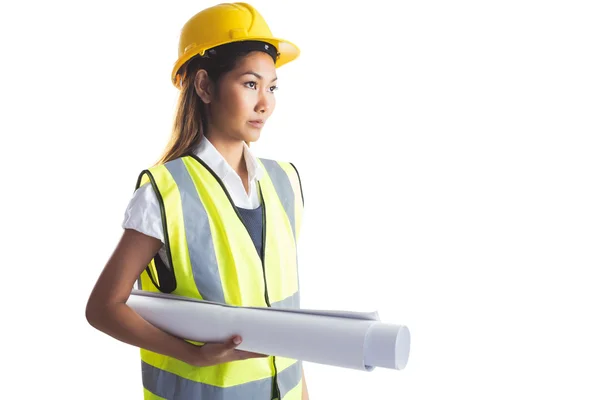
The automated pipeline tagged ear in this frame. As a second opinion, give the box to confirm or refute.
[194,69,213,104]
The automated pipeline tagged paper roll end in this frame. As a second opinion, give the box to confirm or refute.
[395,326,410,370]
[364,323,411,371]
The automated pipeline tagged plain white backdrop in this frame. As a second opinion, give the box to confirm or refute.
[1,0,599,398]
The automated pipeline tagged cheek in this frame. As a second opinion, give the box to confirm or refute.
[215,92,246,123]
[226,89,253,118]
[235,94,258,123]
[240,90,257,111]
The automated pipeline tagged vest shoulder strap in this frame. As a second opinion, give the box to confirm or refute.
[133,163,178,293]
[259,158,304,207]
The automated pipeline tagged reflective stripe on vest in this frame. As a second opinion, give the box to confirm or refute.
[142,359,303,400]
[134,155,304,400]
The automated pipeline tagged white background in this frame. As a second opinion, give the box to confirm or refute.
[1,0,599,398]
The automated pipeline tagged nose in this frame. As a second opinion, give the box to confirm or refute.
[255,90,273,114]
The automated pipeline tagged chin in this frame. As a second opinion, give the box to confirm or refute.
[243,130,261,143]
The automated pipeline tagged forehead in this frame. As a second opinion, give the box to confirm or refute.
[231,51,277,76]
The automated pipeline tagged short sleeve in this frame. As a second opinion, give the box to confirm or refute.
[122,182,165,244]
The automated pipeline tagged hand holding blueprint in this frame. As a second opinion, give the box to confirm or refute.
[126,290,410,371]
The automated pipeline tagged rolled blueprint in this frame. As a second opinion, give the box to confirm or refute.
[126,290,410,371]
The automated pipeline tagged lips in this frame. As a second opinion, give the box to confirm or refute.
[248,120,264,128]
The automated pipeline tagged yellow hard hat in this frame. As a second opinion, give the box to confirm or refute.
[171,2,300,89]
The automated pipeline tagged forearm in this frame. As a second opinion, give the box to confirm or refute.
[86,301,198,364]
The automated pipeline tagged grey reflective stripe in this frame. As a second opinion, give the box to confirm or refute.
[164,159,225,303]
[271,291,300,309]
[142,360,302,400]
[259,159,296,240]
[260,159,302,309]
[277,360,303,399]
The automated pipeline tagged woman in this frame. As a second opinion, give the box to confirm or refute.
[85,3,308,399]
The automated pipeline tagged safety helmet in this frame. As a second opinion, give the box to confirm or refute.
[171,2,300,89]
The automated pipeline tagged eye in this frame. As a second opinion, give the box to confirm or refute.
[245,81,257,89]
[269,85,279,93]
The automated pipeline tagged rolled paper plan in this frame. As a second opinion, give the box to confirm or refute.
[126,290,410,371]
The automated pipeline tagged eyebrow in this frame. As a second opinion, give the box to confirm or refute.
[241,71,278,83]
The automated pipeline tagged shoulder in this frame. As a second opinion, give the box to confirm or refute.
[122,179,164,242]
[135,156,190,189]
[126,181,158,212]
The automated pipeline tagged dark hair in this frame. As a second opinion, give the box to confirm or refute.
[155,41,277,165]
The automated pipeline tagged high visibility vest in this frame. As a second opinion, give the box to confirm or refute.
[134,154,305,400]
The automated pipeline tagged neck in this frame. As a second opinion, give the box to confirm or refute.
[204,133,246,174]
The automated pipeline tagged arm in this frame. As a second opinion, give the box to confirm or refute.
[85,229,204,364]
[85,229,263,366]
[302,366,309,400]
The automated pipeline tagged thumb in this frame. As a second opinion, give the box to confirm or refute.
[223,335,243,351]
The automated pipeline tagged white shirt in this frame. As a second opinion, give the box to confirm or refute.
[122,136,264,245]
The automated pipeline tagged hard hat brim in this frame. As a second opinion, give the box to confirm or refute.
[171,37,300,89]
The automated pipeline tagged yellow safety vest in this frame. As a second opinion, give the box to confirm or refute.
[134,154,304,400]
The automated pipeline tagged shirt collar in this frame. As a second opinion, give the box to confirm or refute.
[193,136,264,183]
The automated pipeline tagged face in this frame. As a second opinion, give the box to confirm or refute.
[196,51,278,143]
